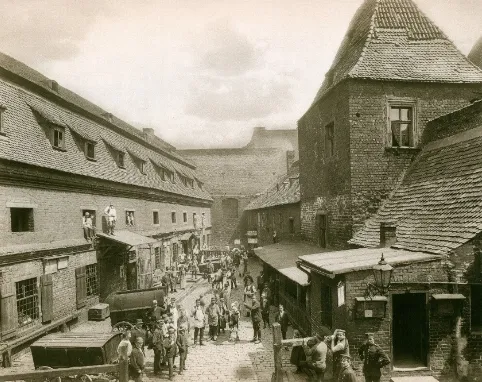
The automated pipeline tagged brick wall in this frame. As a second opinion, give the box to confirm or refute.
[298,79,481,249]
[244,203,301,246]
[423,100,482,145]
[0,185,211,246]
[0,249,98,339]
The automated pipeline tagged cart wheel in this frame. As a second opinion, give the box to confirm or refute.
[112,321,134,332]
[37,366,61,382]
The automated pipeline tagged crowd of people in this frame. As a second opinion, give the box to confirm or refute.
[116,247,390,382]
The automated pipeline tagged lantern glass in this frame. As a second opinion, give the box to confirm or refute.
[372,254,394,293]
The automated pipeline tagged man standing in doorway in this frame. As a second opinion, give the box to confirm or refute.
[358,333,390,382]
[104,203,117,235]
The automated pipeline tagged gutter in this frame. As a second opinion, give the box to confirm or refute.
[296,260,312,284]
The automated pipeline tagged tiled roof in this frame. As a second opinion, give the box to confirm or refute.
[299,247,439,277]
[0,73,212,203]
[468,37,482,69]
[311,0,482,105]
[244,172,300,210]
[0,51,187,163]
[254,241,321,270]
[350,123,482,255]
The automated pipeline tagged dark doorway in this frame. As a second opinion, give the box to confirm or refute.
[317,214,327,248]
[392,293,428,368]
[126,262,137,290]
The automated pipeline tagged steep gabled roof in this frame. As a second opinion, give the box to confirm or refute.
[312,0,482,105]
[350,122,482,255]
[469,37,482,69]
[245,172,300,211]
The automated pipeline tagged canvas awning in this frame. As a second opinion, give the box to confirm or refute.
[97,230,157,247]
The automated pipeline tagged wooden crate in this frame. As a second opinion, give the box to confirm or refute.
[88,303,110,321]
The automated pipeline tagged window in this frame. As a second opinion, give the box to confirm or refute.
[81,209,96,227]
[11,208,34,232]
[52,127,65,150]
[125,210,135,226]
[183,212,187,223]
[325,122,334,157]
[117,151,125,168]
[171,212,177,223]
[16,278,39,327]
[139,160,147,174]
[285,279,297,300]
[153,210,159,225]
[390,106,414,147]
[0,106,6,135]
[193,213,198,228]
[86,264,98,296]
[471,285,482,331]
[85,141,96,160]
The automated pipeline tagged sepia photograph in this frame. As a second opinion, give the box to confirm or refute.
[0,1,481,381]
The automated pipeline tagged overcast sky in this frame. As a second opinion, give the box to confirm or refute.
[0,0,480,148]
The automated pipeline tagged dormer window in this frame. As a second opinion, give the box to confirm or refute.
[140,160,147,175]
[52,126,65,150]
[0,105,6,135]
[85,141,96,160]
[117,151,125,168]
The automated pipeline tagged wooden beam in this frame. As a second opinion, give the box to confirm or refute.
[281,337,313,347]
[0,364,117,381]
[272,322,284,382]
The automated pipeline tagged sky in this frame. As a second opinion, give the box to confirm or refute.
[0,0,481,149]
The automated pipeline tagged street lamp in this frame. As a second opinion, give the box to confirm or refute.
[372,254,393,295]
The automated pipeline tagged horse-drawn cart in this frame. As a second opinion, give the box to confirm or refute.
[105,286,168,332]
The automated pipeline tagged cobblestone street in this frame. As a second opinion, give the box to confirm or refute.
[11,259,308,381]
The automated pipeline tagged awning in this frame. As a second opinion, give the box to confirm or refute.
[432,294,466,300]
[97,230,157,246]
[278,266,310,286]
[180,232,195,241]
[299,247,441,278]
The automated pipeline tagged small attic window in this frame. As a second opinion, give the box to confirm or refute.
[85,141,96,160]
[51,126,66,150]
[0,106,6,136]
[117,151,125,168]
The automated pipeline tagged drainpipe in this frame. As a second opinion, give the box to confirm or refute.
[296,261,311,284]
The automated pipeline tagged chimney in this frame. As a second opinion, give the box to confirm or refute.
[101,112,114,123]
[50,80,59,92]
[380,222,397,247]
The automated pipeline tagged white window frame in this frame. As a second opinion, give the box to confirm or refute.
[84,141,96,160]
[386,97,418,148]
[51,126,66,150]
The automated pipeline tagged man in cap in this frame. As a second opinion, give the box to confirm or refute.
[358,333,390,382]
[338,354,357,382]
[250,294,263,344]
[130,319,147,353]
[150,300,162,322]
[104,203,116,235]
[206,297,221,341]
[176,326,189,374]
[299,333,328,382]
[163,327,178,381]
[151,321,164,375]
[129,337,145,382]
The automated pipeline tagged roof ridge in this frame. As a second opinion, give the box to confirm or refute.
[348,0,380,78]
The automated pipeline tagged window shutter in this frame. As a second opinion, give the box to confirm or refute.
[40,274,53,323]
[0,282,18,340]
[75,267,87,309]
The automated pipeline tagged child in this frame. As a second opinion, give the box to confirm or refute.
[228,302,240,342]
[176,327,189,374]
